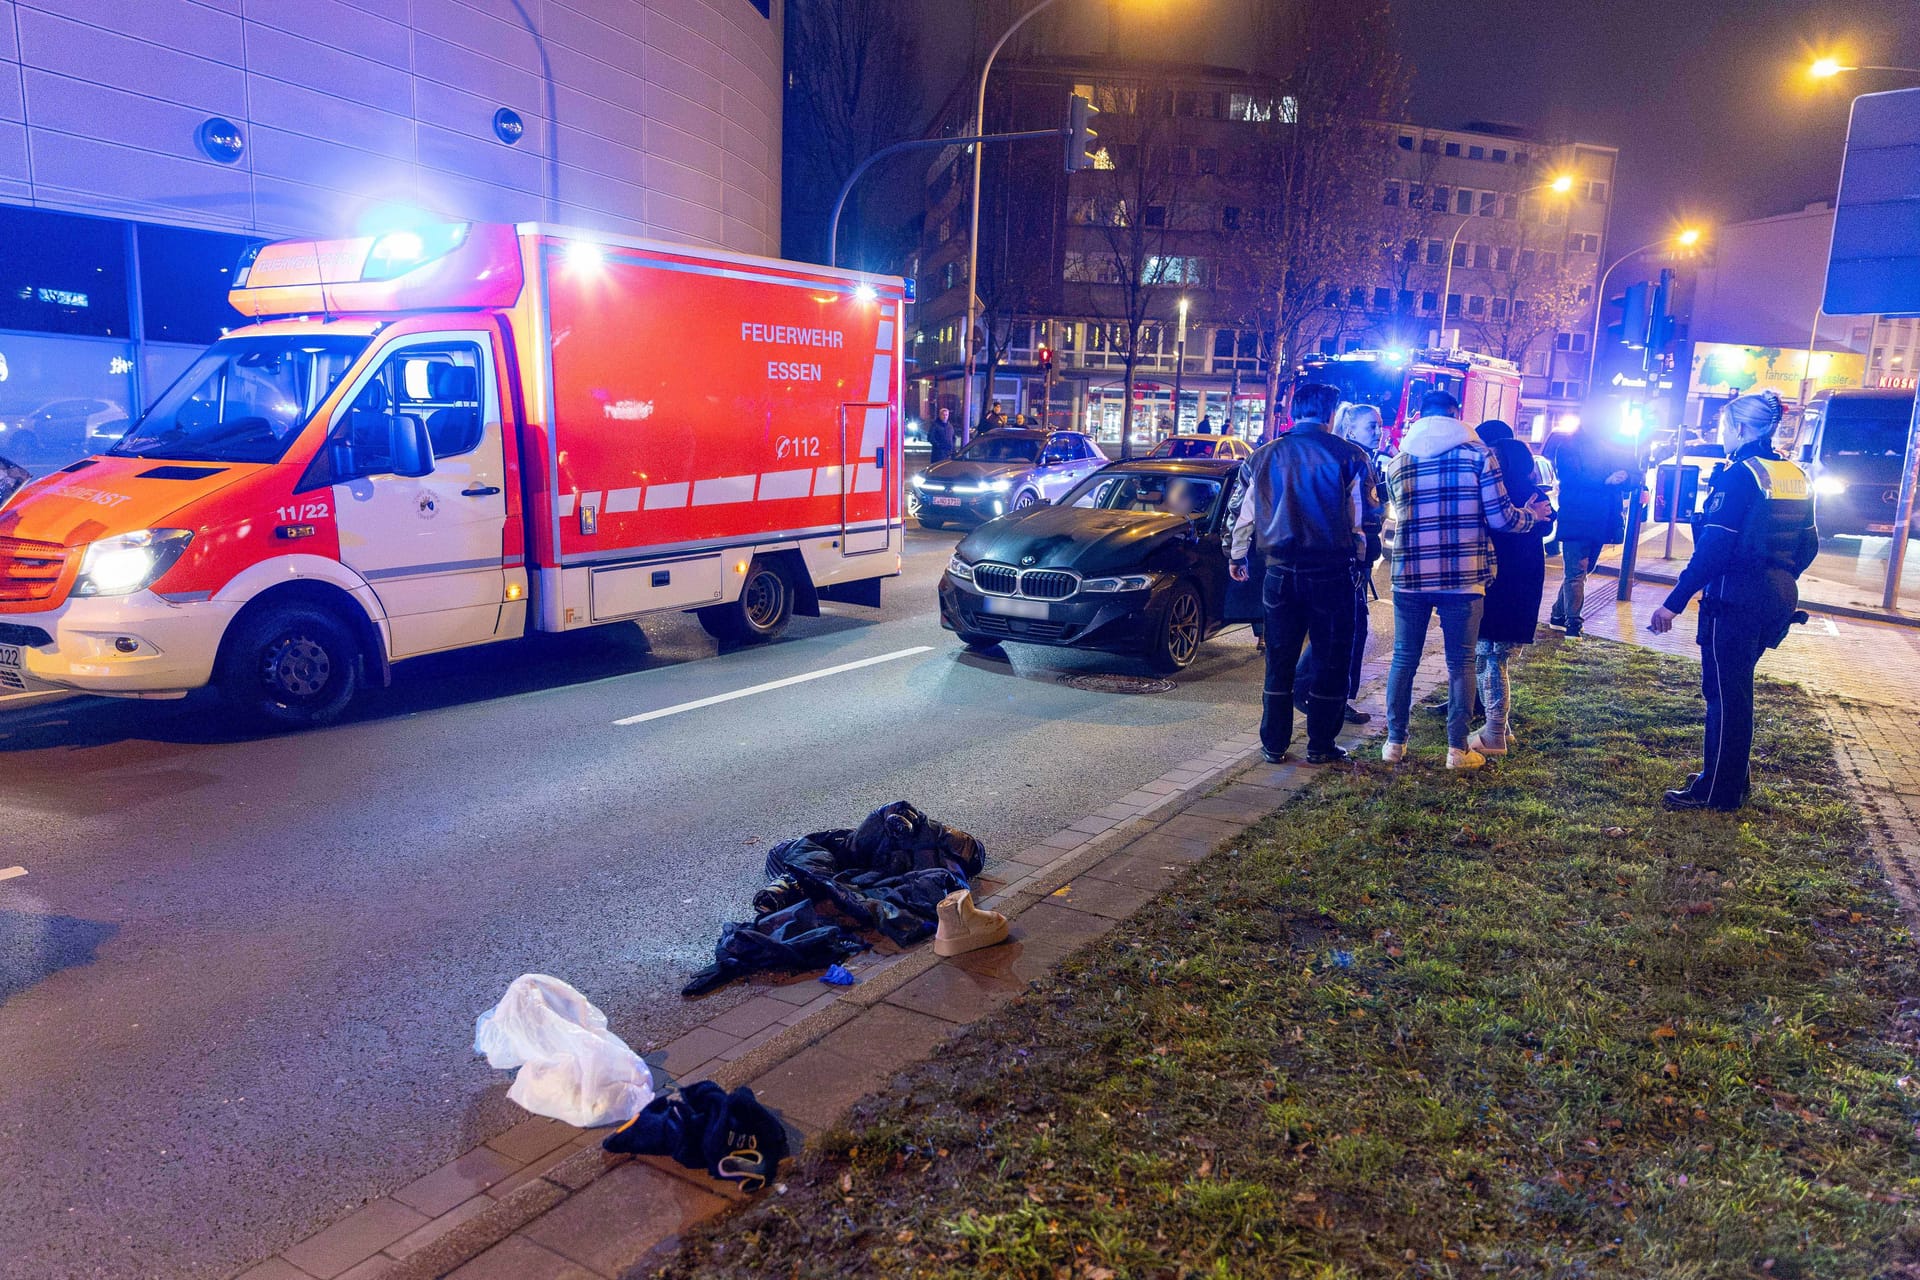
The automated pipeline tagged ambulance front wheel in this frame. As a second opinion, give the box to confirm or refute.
[218,602,362,728]
[698,559,793,645]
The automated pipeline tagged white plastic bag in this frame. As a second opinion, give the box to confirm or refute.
[473,974,654,1128]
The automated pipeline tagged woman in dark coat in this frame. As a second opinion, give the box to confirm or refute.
[1470,420,1552,755]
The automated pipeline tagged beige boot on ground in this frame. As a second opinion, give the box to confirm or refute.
[933,889,1009,956]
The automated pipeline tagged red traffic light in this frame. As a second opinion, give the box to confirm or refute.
[1037,345,1054,371]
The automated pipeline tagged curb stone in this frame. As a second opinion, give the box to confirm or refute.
[232,659,1439,1280]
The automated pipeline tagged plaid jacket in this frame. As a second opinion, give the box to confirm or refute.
[1383,416,1537,593]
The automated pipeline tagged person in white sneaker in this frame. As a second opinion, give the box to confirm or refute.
[1469,420,1554,756]
[1381,392,1551,769]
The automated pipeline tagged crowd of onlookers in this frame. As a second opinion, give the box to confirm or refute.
[1230,381,1638,771]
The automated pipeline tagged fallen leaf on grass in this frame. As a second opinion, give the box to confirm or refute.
[1603,827,1630,838]
[1652,1024,1678,1040]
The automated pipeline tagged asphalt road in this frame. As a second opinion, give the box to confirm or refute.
[0,525,1383,1280]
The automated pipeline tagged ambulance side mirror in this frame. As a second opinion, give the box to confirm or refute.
[391,414,436,478]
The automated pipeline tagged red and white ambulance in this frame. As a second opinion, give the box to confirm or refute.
[0,222,907,724]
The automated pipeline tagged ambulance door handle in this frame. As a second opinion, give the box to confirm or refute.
[462,484,502,497]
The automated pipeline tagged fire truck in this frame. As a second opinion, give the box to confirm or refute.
[0,222,907,725]
[1293,348,1523,442]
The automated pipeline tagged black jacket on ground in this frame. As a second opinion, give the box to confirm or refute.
[1551,431,1634,546]
[1480,436,1553,644]
[1230,421,1381,569]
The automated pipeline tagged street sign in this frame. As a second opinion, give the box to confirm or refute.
[1823,87,1920,316]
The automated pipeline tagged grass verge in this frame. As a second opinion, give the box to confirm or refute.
[655,639,1920,1279]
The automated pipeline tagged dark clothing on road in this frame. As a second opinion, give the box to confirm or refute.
[1261,564,1360,758]
[1479,435,1553,644]
[1663,440,1818,808]
[928,416,955,464]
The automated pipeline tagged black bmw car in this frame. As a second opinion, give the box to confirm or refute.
[938,458,1253,672]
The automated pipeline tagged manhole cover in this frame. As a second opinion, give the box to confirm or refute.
[1061,672,1176,695]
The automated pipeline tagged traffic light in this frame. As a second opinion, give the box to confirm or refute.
[1616,280,1651,349]
[1065,93,1100,173]
[1647,268,1677,351]
[1037,344,1054,372]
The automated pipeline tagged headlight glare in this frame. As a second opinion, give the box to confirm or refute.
[1813,475,1847,496]
[985,478,1013,492]
[909,473,926,488]
[73,528,195,597]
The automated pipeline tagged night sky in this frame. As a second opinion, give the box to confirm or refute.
[1396,0,1920,250]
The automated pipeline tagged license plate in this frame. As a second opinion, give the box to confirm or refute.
[982,596,1050,619]
[1868,522,1894,535]
[931,496,962,507]
[0,644,21,687]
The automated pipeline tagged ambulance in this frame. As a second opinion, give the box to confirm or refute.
[0,222,907,725]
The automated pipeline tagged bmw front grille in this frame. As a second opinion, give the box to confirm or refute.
[970,563,1080,600]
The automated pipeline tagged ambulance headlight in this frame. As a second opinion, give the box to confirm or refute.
[73,529,195,597]
[1813,475,1847,496]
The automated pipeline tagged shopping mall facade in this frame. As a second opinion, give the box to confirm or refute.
[0,0,781,472]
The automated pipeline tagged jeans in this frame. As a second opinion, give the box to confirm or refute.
[1474,640,1519,748]
[1292,571,1371,703]
[1695,606,1764,806]
[1386,591,1484,750]
[1261,564,1360,757]
[1554,540,1601,624]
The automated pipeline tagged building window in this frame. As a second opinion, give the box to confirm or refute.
[1549,380,1585,399]
[1577,284,1592,302]
[1222,206,1242,230]
[1554,332,1590,352]
[1229,93,1281,122]
[1397,289,1414,312]
[1539,253,1556,272]
[1495,246,1514,271]
[1372,287,1392,310]
[1320,337,1339,355]
[1472,244,1491,269]
[1408,182,1424,207]
[1175,89,1198,116]
[1446,292,1462,315]
[1144,204,1166,228]
[1479,191,1498,217]
[1426,239,1445,266]
[1398,133,1415,150]
[1514,299,1530,319]
[1432,185,1451,212]
[1383,181,1401,206]
[1513,151,1530,167]
[1420,290,1438,313]
[1143,255,1205,284]
[1467,294,1486,316]
[1348,286,1367,308]
[1324,288,1341,307]
[1403,238,1419,262]
[1469,145,1485,160]
[1169,147,1193,176]
[1445,141,1461,157]
[1451,243,1468,268]
[1500,196,1517,221]
[0,206,132,337]
[1568,233,1600,254]
[1491,297,1509,319]
[1586,180,1609,203]
[138,223,262,346]
[1421,137,1439,154]
[1492,148,1508,163]
[1456,189,1473,215]
[1518,249,1536,273]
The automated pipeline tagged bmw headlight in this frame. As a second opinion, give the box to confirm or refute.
[73,528,195,597]
[1813,475,1847,496]
[946,555,975,582]
[1079,572,1160,593]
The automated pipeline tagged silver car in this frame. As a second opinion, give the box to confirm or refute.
[911,429,1110,527]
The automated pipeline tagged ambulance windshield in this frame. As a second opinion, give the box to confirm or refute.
[114,335,371,463]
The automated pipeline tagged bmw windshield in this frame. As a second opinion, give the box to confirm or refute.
[113,335,370,463]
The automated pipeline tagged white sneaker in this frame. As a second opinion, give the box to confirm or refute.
[933,889,1009,956]
[1467,730,1508,757]
[1382,740,1407,763]
[1446,747,1487,770]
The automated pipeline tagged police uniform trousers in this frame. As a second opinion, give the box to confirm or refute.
[1695,603,1765,808]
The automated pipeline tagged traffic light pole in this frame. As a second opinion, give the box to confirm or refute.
[825,127,1065,270]
[1615,272,1671,602]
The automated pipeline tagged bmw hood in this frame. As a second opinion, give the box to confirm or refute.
[956,503,1195,575]
[921,459,1030,486]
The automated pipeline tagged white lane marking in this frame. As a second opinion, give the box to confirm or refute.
[613,646,933,726]
[0,866,25,882]
[1815,616,1840,637]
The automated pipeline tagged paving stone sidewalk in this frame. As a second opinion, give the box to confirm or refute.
[233,644,1457,1280]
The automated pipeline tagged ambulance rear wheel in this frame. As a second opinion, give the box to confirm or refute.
[698,559,792,645]
[219,603,361,728]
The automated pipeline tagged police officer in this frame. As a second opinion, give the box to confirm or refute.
[1649,389,1818,811]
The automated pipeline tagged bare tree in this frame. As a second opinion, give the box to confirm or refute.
[1073,112,1185,458]
[1466,202,1589,373]
[1235,0,1411,430]
[786,0,933,266]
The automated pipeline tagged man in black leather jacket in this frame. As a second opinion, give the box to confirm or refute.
[1229,382,1382,764]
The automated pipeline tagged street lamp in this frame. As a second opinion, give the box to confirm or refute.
[961,0,1068,442]
[1586,226,1706,365]
[1810,57,1920,80]
[1437,172,1575,346]
[1172,296,1189,432]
